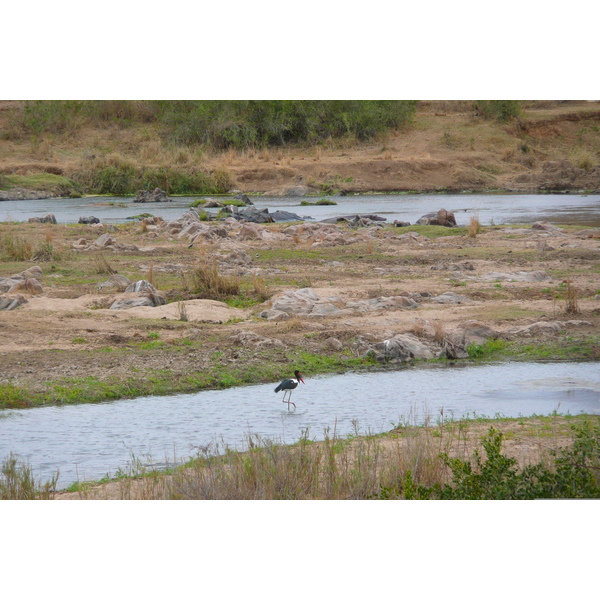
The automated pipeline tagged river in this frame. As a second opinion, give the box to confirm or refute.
[1,193,599,226]
[1,361,598,487]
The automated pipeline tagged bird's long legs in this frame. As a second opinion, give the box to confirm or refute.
[282,390,296,410]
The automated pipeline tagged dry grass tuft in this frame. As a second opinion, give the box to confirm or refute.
[93,253,117,275]
[468,214,482,238]
[564,279,580,314]
[190,259,240,300]
[432,321,447,345]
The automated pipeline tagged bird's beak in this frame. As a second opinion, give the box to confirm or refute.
[299,376,305,384]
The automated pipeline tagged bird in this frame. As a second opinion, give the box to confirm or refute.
[274,370,305,410]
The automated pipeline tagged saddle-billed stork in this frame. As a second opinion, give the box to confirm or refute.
[274,370,304,410]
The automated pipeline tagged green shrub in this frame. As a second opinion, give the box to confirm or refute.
[161,100,418,148]
[473,100,522,122]
[405,422,600,499]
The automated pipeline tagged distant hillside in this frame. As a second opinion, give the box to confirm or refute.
[1,100,599,197]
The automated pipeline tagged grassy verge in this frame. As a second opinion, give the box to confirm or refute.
[0,349,376,409]
[15,413,597,499]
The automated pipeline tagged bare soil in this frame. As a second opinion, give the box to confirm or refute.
[1,217,599,396]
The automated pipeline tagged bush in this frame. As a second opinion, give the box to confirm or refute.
[161,100,418,148]
[407,422,600,499]
[473,100,522,122]
[72,156,232,195]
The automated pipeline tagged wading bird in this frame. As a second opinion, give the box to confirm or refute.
[274,370,305,410]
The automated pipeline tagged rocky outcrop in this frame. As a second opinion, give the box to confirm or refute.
[416,208,457,227]
[134,188,172,203]
[97,274,130,291]
[109,293,166,310]
[28,213,57,224]
[260,288,421,320]
[0,266,44,295]
[0,294,28,311]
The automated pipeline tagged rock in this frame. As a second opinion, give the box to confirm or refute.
[508,321,562,337]
[324,337,343,351]
[239,207,275,224]
[109,291,166,310]
[7,278,43,295]
[98,274,131,291]
[124,280,159,294]
[78,216,100,224]
[416,208,457,227]
[28,213,57,224]
[238,223,264,240]
[532,221,561,231]
[133,188,171,203]
[19,266,43,280]
[573,229,600,239]
[456,321,501,345]
[430,291,473,304]
[393,220,411,227]
[270,210,305,222]
[478,271,551,282]
[0,295,28,311]
[373,334,442,362]
[90,233,116,248]
[258,309,291,321]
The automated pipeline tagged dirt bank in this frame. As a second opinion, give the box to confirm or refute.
[0,214,598,408]
[1,101,599,197]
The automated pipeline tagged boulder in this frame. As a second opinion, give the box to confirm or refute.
[133,188,171,203]
[28,213,57,224]
[532,221,561,231]
[372,334,442,362]
[416,208,457,227]
[98,274,131,291]
[456,321,501,345]
[430,291,473,304]
[0,295,28,311]
[109,292,166,310]
[78,216,100,224]
[7,278,43,295]
[239,207,275,224]
[19,266,43,280]
[238,223,264,240]
[90,233,116,248]
[270,210,305,222]
[124,280,159,294]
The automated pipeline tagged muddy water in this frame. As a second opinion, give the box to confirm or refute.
[2,193,599,226]
[1,361,598,487]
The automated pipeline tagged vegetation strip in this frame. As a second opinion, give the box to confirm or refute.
[3,414,598,499]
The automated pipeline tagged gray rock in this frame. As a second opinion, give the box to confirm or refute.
[430,292,473,304]
[79,216,100,224]
[134,188,171,203]
[124,280,159,294]
[28,213,57,224]
[416,208,456,227]
[0,295,28,311]
[109,292,166,310]
[98,274,130,291]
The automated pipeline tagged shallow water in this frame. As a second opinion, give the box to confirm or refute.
[1,193,599,226]
[1,361,598,487]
